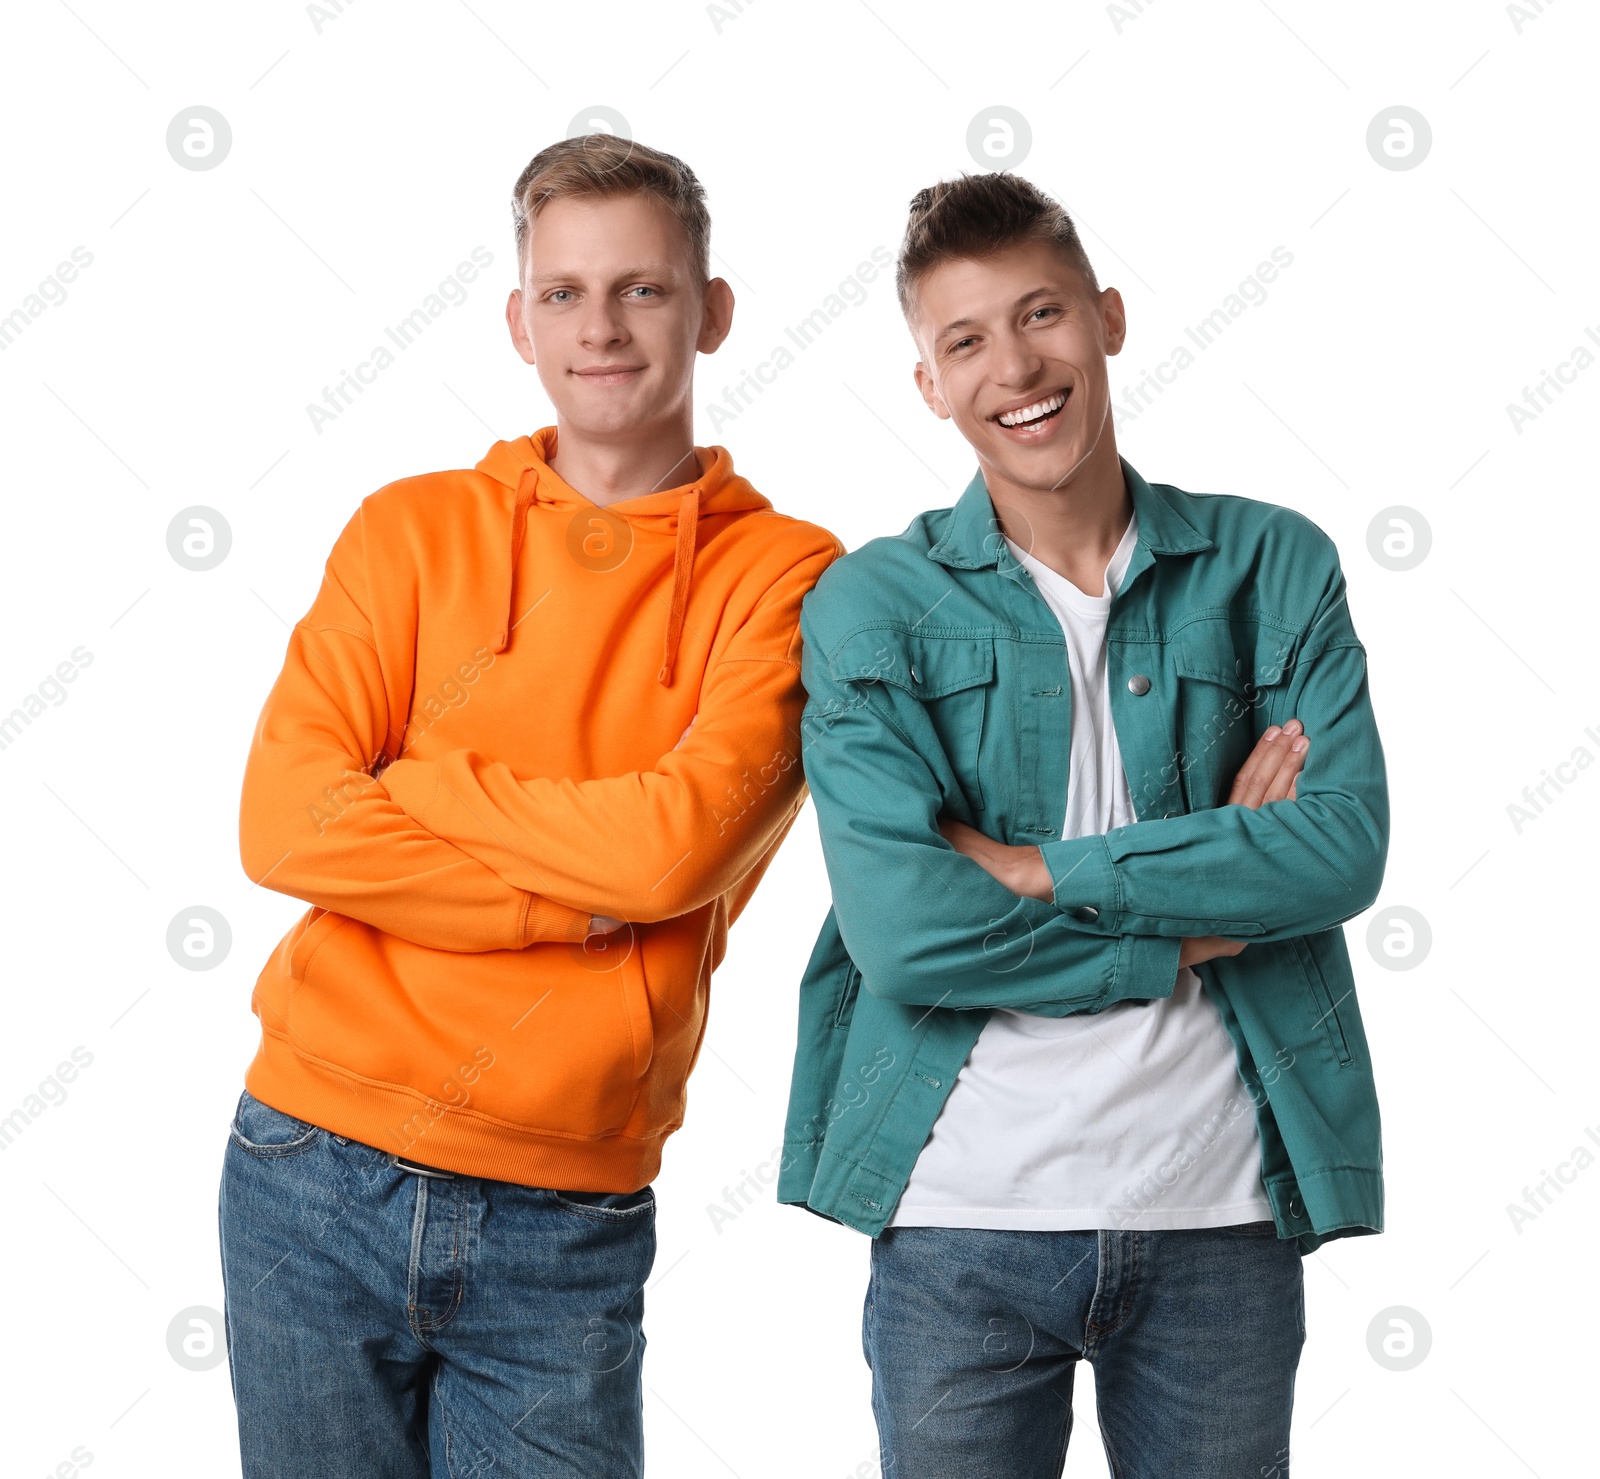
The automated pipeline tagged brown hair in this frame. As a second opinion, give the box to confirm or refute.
[896,172,1100,316]
[511,134,711,284]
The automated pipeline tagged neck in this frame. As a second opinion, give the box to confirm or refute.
[548,409,703,506]
[982,423,1131,596]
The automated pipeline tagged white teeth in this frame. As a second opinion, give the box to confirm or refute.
[998,390,1067,427]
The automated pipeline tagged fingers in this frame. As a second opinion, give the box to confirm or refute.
[1226,719,1309,809]
[1261,722,1309,804]
[1225,724,1281,807]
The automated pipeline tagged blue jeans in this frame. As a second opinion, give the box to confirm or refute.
[864,1222,1304,1479]
[217,1090,655,1478]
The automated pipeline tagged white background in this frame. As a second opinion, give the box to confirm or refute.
[2,1,1596,1474]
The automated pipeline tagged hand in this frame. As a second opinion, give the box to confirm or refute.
[1225,719,1309,809]
[1177,719,1312,966]
[936,817,1054,902]
[938,719,1313,954]
[1179,935,1248,968]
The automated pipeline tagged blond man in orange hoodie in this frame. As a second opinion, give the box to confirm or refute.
[220,135,842,1478]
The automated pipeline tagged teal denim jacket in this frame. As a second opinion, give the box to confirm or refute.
[777,458,1388,1252]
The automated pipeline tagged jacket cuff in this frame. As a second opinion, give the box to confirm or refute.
[1039,834,1120,929]
[1109,931,1183,1006]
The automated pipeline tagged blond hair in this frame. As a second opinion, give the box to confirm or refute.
[511,134,711,283]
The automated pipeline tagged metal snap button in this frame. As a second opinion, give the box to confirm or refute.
[1127,674,1151,696]
[1070,905,1100,924]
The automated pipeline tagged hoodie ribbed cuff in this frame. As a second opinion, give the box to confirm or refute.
[519,893,595,947]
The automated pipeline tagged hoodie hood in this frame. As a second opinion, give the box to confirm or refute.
[476,426,771,685]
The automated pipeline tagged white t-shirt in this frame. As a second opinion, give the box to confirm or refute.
[888,513,1274,1231]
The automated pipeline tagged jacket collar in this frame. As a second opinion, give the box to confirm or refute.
[927,455,1213,574]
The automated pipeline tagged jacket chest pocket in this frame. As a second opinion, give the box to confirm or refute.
[1171,624,1296,811]
[829,631,995,817]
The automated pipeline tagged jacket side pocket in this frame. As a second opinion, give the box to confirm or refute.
[834,960,862,1031]
[1292,934,1354,1066]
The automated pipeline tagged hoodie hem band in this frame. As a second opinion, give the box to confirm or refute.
[244,1030,668,1193]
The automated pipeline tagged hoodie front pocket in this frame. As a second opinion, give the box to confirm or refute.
[287,906,347,983]
[280,925,659,1140]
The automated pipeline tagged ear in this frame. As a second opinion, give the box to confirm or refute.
[913,361,952,421]
[506,289,535,366]
[696,277,735,354]
[1098,285,1127,358]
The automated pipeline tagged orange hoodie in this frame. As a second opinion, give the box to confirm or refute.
[239,427,843,1190]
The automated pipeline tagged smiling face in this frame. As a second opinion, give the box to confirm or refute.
[506,192,732,444]
[909,239,1126,497]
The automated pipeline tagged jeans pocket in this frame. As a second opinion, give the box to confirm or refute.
[229,1090,322,1158]
[552,1185,656,1221]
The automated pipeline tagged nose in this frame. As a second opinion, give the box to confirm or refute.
[577,297,628,351]
[990,325,1044,389]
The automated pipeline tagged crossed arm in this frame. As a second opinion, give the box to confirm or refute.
[939,720,1313,969]
[799,568,1385,1012]
[238,511,598,953]
[239,506,834,949]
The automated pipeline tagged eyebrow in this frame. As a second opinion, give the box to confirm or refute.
[528,263,677,286]
[935,285,1067,340]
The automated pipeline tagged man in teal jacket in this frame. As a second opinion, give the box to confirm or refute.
[779,172,1387,1476]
